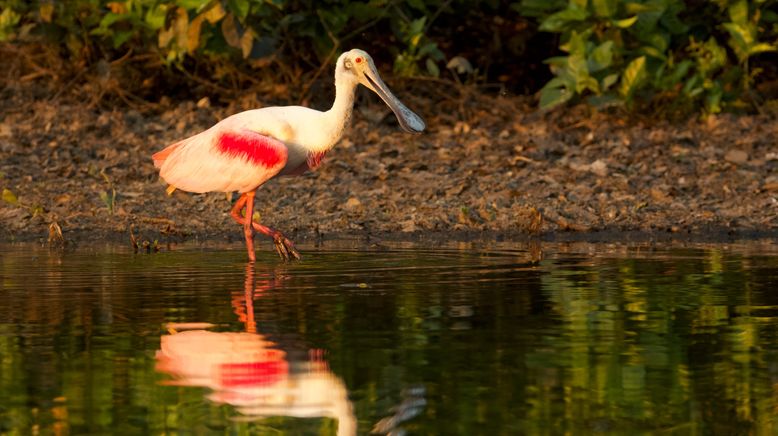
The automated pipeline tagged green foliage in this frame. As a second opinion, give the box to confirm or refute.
[521,0,777,113]
[0,0,776,114]
[393,16,445,77]
[0,0,453,79]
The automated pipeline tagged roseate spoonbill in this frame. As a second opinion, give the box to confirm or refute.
[152,49,425,261]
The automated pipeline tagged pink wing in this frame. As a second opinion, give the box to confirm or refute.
[154,126,288,193]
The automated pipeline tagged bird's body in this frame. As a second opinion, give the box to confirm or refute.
[152,49,425,261]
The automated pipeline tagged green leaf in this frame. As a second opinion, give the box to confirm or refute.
[409,17,426,36]
[705,82,723,114]
[418,41,443,60]
[581,75,600,93]
[691,38,727,77]
[425,58,440,77]
[723,22,753,62]
[0,8,21,41]
[640,45,666,60]
[646,33,669,52]
[177,0,209,9]
[660,11,689,34]
[566,54,590,92]
[666,60,692,85]
[587,93,621,107]
[145,5,167,30]
[561,30,587,55]
[619,56,646,99]
[588,40,613,72]
[517,0,568,17]
[406,0,426,10]
[539,79,574,109]
[612,15,638,28]
[544,56,569,68]
[226,0,250,20]
[2,188,17,205]
[728,0,748,26]
[748,43,776,56]
[98,12,125,29]
[632,8,664,37]
[601,73,619,90]
[539,6,588,32]
[592,0,617,17]
[112,30,134,48]
[624,2,657,14]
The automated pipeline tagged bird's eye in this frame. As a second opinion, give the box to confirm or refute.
[355,57,363,64]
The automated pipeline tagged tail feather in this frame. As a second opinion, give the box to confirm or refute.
[152,141,184,169]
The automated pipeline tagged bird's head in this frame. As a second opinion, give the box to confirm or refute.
[336,49,426,134]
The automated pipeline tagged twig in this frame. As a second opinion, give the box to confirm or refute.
[175,64,234,95]
[424,0,453,32]
[109,48,134,66]
[49,65,91,102]
[342,2,395,43]
[299,45,339,104]
[298,11,343,104]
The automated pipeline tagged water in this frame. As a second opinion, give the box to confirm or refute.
[1,241,777,435]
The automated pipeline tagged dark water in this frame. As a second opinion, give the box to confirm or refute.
[1,241,777,435]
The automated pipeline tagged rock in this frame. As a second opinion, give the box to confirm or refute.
[590,159,608,177]
[724,149,748,164]
[0,122,12,138]
[196,97,210,108]
[649,188,670,203]
[344,197,362,210]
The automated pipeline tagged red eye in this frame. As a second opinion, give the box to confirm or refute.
[355,57,362,64]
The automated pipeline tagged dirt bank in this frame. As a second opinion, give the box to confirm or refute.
[1,78,777,248]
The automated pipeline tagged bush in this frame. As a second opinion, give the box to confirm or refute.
[0,1,449,75]
[1,0,776,114]
[518,0,778,113]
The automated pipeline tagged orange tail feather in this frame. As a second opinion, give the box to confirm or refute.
[152,141,183,168]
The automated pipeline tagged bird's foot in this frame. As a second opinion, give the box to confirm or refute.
[273,234,301,262]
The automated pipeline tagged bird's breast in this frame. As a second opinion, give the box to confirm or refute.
[278,146,328,176]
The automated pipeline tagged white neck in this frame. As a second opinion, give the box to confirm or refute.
[320,74,358,150]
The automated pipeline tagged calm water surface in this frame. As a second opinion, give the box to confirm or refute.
[1,241,777,435]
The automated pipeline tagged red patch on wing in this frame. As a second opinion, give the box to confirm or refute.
[217,130,284,167]
[219,357,288,387]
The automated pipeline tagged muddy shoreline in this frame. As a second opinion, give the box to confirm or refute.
[1,78,777,247]
[5,227,778,251]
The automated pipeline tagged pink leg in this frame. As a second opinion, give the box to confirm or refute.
[252,221,301,261]
[229,192,301,262]
[229,192,256,261]
[243,191,256,262]
[243,262,256,333]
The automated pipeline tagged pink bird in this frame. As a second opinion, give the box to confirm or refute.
[152,49,425,261]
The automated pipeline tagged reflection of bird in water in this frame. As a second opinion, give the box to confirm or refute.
[155,263,356,436]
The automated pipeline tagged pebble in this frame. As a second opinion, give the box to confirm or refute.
[724,149,748,164]
[590,159,608,177]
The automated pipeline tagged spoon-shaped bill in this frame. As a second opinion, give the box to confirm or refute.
[359,64,426,134]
